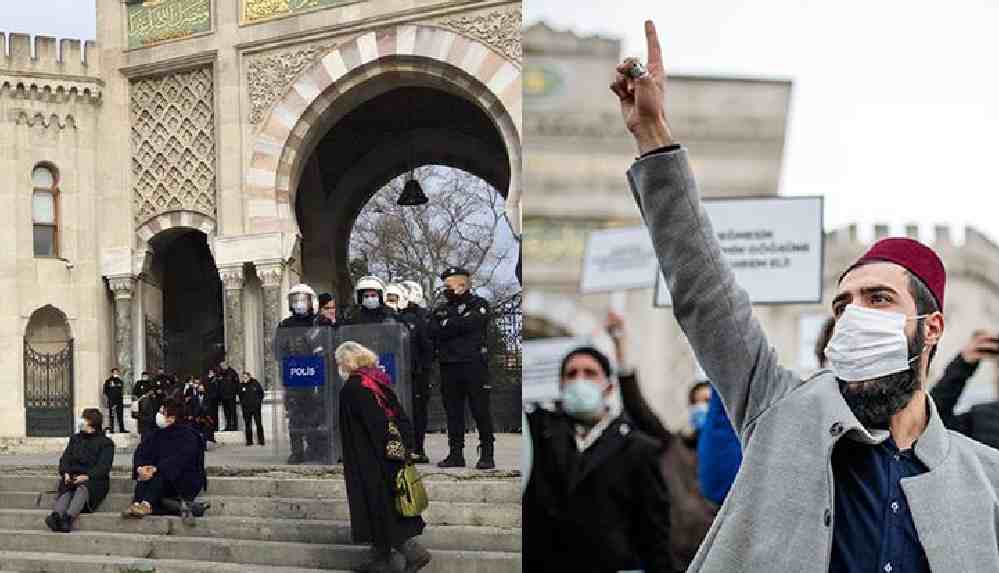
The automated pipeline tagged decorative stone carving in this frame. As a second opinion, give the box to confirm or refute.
[246,42,337,124]
[8,109,79,130]
[130,66,216,224]
[256,262,284,389]
[219,266,245,370]
[127,0,212,50]
[437,9,523,64]
[107,276,135,385]
[242,0,347,25]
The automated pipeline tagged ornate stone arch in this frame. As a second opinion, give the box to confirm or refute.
[245,24,522,239]
[135,210,217,266]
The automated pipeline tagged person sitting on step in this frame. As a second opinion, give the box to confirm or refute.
[122,399,207,525]
[46,408,115,533]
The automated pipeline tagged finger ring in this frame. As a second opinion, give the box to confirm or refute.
[625,60,649,79]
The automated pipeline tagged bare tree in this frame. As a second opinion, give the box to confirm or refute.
[350,166,517,303]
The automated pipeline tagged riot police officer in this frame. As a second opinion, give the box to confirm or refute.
[429,267,495,469]
[339,275,399,325]
[388,283,434,463]
[277,283,335,464]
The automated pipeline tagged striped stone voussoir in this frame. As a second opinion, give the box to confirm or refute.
[135,210,216,245]
[246,23,522,236]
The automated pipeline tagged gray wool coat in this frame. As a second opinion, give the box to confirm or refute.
[627,148,999,572]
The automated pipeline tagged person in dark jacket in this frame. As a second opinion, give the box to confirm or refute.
[524,345,675,573]
[122,400,206,525]
[239,371,266,446]
[606,310,715,568]
[398,281,435,464]
[202,368,221,433]
[47,408,115,533]
[335,341,431,573]
[136,384,165,442]
[427,266,495,469]
[131,371,154,402]
[103,368,127,433]
[277,283,335,464]
[929,330,999,448]
[218,360,240,431]
[184,378,216,445]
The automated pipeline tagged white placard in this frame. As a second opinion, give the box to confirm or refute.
[655,196,824,306]
[522,337,590,403]
[580,227,658,293]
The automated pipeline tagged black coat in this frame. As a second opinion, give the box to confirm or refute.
[132,377,154,399]
[103,376,125,405]
[137,392,163,435]
[238,378,265,410]
[202,377,221,404]
[134,422,207,500]
[339,372,425,549]
[57,431,115,512]
[340,304,399,326]
[524,409,676,573]
[219,368,240,400]
[428,292,489,364]
[930,354,999,449]
[399,304,434,374]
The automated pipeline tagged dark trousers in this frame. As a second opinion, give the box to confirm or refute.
[440,360,494,449]
[412,370,430,454]
[222,398,238,430]
[208,399,220,430]
[134,473,192,510]
[108,402,125,433]
[242,406,264,445]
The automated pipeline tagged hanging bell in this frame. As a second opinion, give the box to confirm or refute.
[396,177,429,206]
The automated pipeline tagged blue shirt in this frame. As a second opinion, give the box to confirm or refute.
[697,389,742,505]
[829,435,930,573]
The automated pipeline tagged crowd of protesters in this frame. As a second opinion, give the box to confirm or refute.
[524,19,999,573]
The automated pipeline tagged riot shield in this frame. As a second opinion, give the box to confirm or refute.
[272,325,338,464]
[335,323,413,417]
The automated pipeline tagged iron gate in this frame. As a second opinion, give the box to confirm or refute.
[489,292,522,431]
[24,339,74,437]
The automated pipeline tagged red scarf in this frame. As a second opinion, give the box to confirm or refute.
[356,367,398,418]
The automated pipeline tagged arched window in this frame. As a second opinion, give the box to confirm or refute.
[32,164,58,257]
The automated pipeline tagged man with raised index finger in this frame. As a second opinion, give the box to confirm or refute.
[612,19,999,573]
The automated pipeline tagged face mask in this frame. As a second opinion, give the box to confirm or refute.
[824,304,927,382]
[362,296,380,310]
[155,413,167,428]
[561,377,607,421]
[291,300,309,315]
[689,403,709,431]
[77,419,88,433]
[444,289,458,301]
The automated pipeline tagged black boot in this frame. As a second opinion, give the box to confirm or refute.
[45,511,60,532]
[410,451,430,464]
[58,512,72,533]
[475,443,495,470]
[437,445,465,468]
[397,538,431,573]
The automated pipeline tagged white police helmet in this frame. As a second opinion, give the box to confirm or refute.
[288,283,318,316]
[384,283,409,311]
[355,275,386,305]
[401,280,426,307]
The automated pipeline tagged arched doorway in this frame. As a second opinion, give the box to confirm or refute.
[147,228,224,378]
[23,305,73,436]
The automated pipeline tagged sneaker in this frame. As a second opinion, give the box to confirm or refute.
[122,501,152,519]
[179,500,195,527]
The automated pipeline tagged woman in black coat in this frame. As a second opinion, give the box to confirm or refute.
[335,341,431,573]
[47,408,115,533]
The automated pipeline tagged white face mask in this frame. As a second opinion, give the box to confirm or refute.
[561,377,608,421]
[155,412,168,428]
[291,300,309,315]
[77,419,88,433]
[362,296,380,310]
[824,304,927,382]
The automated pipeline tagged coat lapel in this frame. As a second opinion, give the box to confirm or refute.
[570,417,630,493]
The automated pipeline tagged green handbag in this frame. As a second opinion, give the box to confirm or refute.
[395,463,428,517]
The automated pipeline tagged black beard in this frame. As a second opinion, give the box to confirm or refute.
[838,325,924,429]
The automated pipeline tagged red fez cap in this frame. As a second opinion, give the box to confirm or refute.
[839,237,946,308]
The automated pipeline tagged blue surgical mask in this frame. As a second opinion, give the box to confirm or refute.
[689,403,709,431]
[362,296,380,310]
[561,378,607,421]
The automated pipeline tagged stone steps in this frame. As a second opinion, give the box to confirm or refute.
[0,510,520,553]
[0,530,519,572]
[0,472,521,572]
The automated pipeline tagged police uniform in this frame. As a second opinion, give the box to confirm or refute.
[400,302,434,462]
[429,267,495,469]
[277,311,335,464]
